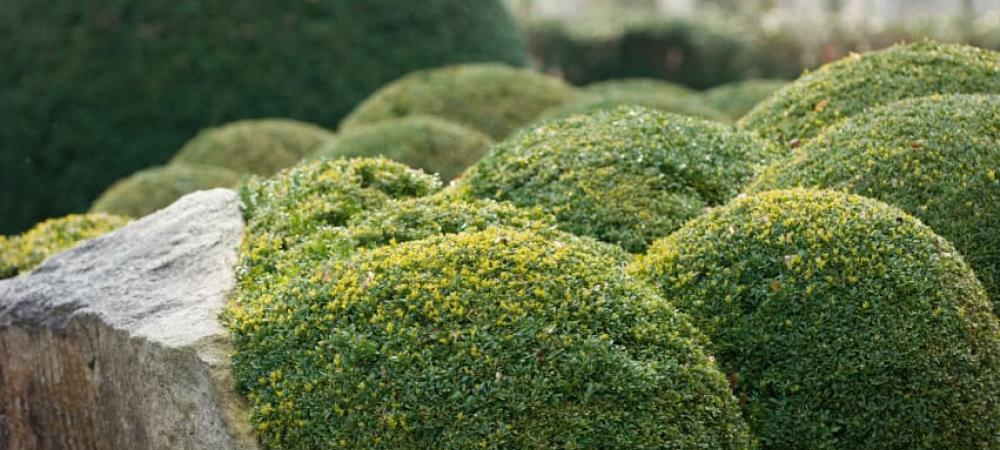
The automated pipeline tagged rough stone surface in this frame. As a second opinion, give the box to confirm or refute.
[0,189,257,450]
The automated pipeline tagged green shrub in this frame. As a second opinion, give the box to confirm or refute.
[89,164,241,218]
[538,86,730,123]
[460,105,779,252]
[312,116,494,181]
[703,79,789,120]
[339,64,579,139]
[0,0,526,234]
[739,40,1000,146]
[171,119,335,176]
[629,189,1000,449]
[583,78,700,97]
[749,94,1000,312]
[228,227,753,449]
[0,213,129,279]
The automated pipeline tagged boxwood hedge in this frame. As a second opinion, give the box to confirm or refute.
[629,189,1000,449]
[339,64,579,139]
[0,0,525,234]
[0,213,129,279]
[171,119,335,176]
[739,40,1000,146]
[312,116,494,181]
[749,94,1000,311]
[703,79,789,120]
[459,105,779,252]
[89,164,242,218]
[227,227,753,449]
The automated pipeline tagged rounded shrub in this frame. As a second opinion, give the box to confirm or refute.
[703,79,789,120]
[0,0,526,234]
[0,213,129,279]
[739,40,1000,146]
[171,119,335,176]
[749,94,1000,311]
[583,78,700,98]
[629,189,1000,449]
[312,116,494,181]
[228,227,753,449]
[539,88,729,123]
[339,64,579,139]
[460,105,779,252]
[89,164,241,218]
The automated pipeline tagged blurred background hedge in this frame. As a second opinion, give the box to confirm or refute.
[0,0,525,234]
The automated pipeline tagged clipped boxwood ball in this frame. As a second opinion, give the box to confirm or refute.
[227,227,754,449]
[172,119,335,176]
[0,0,526,234]
[339,64,579,139]
[739,40,1000,145]
[237,157,440,292]
[583,78,700,98]
[539,87,729,123]
[312,116,494,181]
[629,189,1000,449]
[89,164,241,218]
[703,79,789,120]
[750,94,1000,311]
[460,105,779,252]
[0,213,129,279]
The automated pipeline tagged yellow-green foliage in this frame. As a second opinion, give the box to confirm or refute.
[703,79,789,120]
[460,105,780,252]
[90,164,242,218]
[172,119,335,176]
[228,227,753,449]
[339,64,579,139]
[629,189,1000,449]
[0,213,129,279]
[312,116,494,181]
[539,78,729,123]
[739,40,1000,146]
[749,94,1000,312]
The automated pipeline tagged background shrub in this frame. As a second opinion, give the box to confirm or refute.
[228,227,753,449]
[0,0,525,234]
[749,94,1000,311]
[460,105,779,252]
[538,83,730,123]
[312,116,494,181]
[739,40,1000,146]
[89,164,242,218]
[0,213,129,279]
[703,79,789,120]
[339,64,579,139]
[629,189,1000,449]
[171,119,335,176]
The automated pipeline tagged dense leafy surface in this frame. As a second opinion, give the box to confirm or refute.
[0,213,129,279]
[312,116,494,181]
[229,227,753,449]
[0,0,525,233]
[340,64,579,139]
[630,189,1000,449]
[703,79,789,120]
[750,94,1000,312]
[89,164,241,218]
[540,78,728,123]
[172,119,334,176]
[461,106,779,252]
[739,40,1000,145]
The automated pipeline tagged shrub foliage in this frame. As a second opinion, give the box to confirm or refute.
[630,189,1000,449]
[0,213,129,279]
[89,164,242,218]
[703,79,789,120]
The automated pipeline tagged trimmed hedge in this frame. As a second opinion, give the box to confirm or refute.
[89,164,242,218]
[339,64,579,139]
[538,87,730,123]
[629,189,1000,449]
[228,227,753,449]
[171,119,335,176]
[749,94,1000,311]
[0,213,129,279]
[0,0,526,234]
[739,40,1000,145]
[460,105,779,252]
[703,79,789,120]
[312,116,494,181]
[583,78,700,98]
